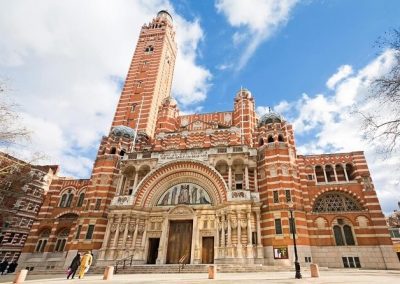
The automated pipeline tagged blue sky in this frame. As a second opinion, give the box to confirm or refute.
[0,0,399,214]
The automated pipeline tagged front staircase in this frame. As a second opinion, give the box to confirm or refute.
[91,263,297,274]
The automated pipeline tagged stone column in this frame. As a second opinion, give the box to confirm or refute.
[228,165,232,190]
[343,163,349,182]
[99,215,113,259]
[313,166,317,184]
[227,212,232,257]
[122,217,130,248]
[131,219,139,250]
[236,211,243,258]
[116,175,124,195]
[110,216,121,260]
[215,216,220,259]
[102,217,113,248]
[193,214,200,264]
[333,166,338,182]
[133,171,139,191]
[255,211,263,259]
[245,165,249,190]
[323,165,328,183]
[113,222,120,247]
[139,219,147,261]
[157,218,168,264]
[253,168,258,192]
[246,211,253,258]
[221,213,226,258]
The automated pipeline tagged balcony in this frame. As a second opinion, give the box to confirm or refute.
[111,195,135,206]
[227,190,260,202]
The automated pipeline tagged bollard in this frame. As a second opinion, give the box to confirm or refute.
[13,269,28,284]
[208,265,217,279]
[310,263,319,278]
[103,266,114,280]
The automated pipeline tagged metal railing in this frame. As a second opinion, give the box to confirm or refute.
[114,255,135,274]
[178,252,189,273]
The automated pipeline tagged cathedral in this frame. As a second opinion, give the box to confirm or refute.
[18,11,399,271]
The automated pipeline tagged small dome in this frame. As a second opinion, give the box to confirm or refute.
[157,10,173,22]
[236,88,252,99]
[162,96,177,107]
[111,125,136,139]
[259,111,284,126]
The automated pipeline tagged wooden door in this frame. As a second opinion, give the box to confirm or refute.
[166,220,193,264]
[202,237,214,264]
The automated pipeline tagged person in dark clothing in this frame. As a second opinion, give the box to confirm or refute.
[0,259,8,275]
[67,253,80,279]
[7,261,17,273]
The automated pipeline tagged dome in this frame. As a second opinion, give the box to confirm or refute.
[235,88,252,99]
[157,10,173,22]
[111,125,136,139]
[259,111,284,126]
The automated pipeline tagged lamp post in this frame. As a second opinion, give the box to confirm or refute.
[288,201,302,279]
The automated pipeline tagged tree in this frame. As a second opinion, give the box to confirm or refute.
[0,79,33,229]
[0,79,30,148]
[358,29,400,157]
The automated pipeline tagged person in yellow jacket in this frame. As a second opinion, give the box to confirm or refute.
[78,251,93,279]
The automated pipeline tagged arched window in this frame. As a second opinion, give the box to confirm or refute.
[335,164,346,182]
[325,165,335,182]
[59,190,74,208]
[333,225,345,246]
[267,135,274,143]
[333,221,356,246]
[54,229,69,252]
[312,192,362,213]
[59,194,68,207]
[343,225,355,245]
[35,229,50,253]
[66,193,74,207]
[315,166,325,183]
[77,192,85,207]
[110,147,117,155]
[278,134,284,142]
[346,164,355,181]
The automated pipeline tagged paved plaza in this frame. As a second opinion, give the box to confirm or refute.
[0,270,400,284]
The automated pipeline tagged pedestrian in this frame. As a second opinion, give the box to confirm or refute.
[78,251,93,279]
[0,259,8,275]
[67,253,80,279]
[7,261,17,274]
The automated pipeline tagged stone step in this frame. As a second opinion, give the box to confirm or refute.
[93,264,293,274]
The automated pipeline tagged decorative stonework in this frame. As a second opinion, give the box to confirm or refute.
[158,149,209,164]
[134,160,228,207]
[157,183,211,206]
[169,205,194,216]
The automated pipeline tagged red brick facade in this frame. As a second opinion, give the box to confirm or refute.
[19,11,399,271]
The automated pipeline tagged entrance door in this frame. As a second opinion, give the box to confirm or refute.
[147,238,160,264]
[166,220,193,264]
[202,237,214,264]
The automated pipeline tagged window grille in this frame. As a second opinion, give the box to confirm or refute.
[313,192,362,213]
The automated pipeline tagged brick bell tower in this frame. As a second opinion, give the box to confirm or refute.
[111,10,177,139]
[65,11,177,261]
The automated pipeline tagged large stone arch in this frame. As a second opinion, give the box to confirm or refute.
[134,160,228,207]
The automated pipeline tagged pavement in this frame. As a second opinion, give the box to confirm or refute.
[0,269,400,284]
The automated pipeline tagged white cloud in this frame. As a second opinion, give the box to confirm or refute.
[215,0,299,70]
[0,0,211,177]
[326,65,353,90]
[275,49,399,214]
